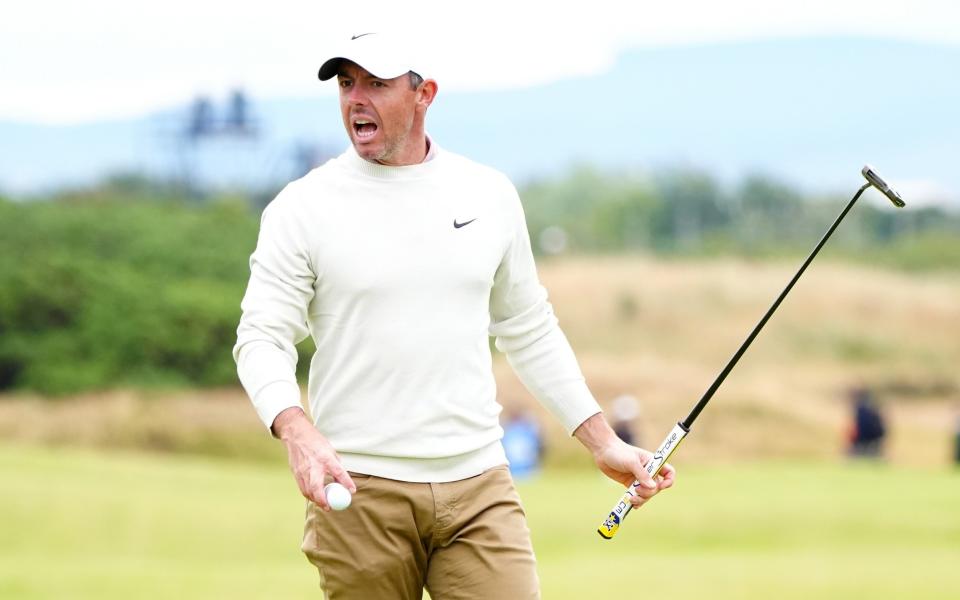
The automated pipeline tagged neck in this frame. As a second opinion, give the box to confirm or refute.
[375,135,428,167]
[344,140,440,181]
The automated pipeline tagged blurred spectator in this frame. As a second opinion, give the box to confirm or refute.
[846,386,886,459]
[502,409,544,479]
[954,406,960,466]
[610,394,642,447]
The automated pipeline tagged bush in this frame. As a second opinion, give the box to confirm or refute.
[0,198,260,394]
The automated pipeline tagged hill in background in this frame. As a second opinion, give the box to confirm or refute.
[2,37,958,208]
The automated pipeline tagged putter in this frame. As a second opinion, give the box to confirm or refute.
[597,165,906,539]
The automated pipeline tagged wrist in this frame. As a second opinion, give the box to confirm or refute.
[271,406,309,440]
[572,412,618,455]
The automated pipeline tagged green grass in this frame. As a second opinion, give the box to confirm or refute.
[0,444,312,599]
[1,444,958,599]
[530,463,960,599]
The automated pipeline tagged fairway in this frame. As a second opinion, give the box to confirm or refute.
[2,444,958,599]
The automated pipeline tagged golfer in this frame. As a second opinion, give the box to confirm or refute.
[234,32,674,599]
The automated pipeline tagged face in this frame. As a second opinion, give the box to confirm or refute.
[337,61,437,166]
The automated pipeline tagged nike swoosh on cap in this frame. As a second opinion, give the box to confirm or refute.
[453,218,477,229]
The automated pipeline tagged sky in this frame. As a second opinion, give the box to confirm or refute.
[3,0,959,124]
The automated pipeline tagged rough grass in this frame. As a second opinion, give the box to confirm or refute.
[0,389,283,462]
[1,257,957,469]
[512,256,960,467]
[2,443,958,599]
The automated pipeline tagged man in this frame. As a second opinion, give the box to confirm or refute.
[953,406,960,466]
[234,32,674,599]
[847,386,886,459]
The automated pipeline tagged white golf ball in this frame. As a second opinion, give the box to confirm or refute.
[324,482,352,511]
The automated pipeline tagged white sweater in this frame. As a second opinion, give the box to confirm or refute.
[233,143,601,482]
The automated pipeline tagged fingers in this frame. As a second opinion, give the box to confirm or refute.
[632,451,657,492]
[628,479,655,508]
[307,457,357,511]
[290,450,348,511]
[596,440,677,509]
[284,430,352,511]
[294,463,331,510]
[629,455,676,507]
[326,459,357,494]
[635,471,657,491]
[657,462,676,490]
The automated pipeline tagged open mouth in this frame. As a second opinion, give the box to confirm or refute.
[353,119,378,140]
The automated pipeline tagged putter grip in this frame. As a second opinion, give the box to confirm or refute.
[596,422,688,539]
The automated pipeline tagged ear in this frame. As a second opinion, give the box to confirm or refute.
[417,79,438,110]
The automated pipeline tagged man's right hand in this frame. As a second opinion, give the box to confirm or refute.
[271,407,357,511]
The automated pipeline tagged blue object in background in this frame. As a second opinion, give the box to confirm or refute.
[502,413,543,479]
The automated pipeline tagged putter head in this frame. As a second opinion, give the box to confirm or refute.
[862,165,906,207]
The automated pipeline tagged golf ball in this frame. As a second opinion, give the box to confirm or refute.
[324,482,352,511]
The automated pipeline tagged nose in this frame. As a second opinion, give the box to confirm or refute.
[344,82,368,106]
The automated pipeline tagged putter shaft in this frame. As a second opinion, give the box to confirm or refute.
[598,170,905,540]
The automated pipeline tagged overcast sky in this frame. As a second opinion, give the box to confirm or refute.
[3,0,959,124]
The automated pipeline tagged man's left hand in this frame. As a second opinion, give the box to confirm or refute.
[573,412,675,508]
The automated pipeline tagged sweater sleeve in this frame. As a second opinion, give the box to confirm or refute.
[233,190,315,431]
[488,186,602,434]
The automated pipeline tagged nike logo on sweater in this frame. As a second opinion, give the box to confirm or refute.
[453,218,477,229]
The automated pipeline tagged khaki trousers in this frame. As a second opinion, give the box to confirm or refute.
[301,465,540,599]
